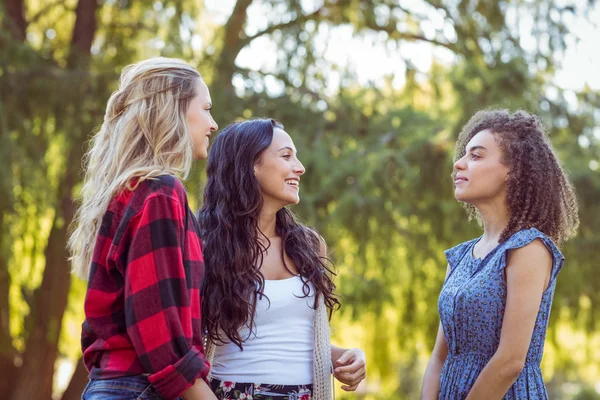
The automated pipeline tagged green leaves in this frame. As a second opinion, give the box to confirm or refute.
[1,0,600,398]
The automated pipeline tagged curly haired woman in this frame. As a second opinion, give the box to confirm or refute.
[70,57,218,399]
[421,109,579,400]
[198,119,366,400]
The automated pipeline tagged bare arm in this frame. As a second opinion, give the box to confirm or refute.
[465,239,552,400]
[182,379,217,400]
[421,322,449,400]
[421,264,451,400]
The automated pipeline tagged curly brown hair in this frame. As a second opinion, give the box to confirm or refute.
[454,109,579,245]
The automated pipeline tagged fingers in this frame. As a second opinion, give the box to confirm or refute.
[340,372,366,391]
[334,364,366,387]
[334,358,366,375]
[341,383,359,391]
[335,369,365,385]
[335,350,354,366]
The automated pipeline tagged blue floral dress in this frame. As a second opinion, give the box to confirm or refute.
[438,228,564,399]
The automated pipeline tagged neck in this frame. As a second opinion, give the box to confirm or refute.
[258,203,279,239]
[476,199,510,245]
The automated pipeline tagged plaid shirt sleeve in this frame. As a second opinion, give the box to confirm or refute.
[119,191,209,399]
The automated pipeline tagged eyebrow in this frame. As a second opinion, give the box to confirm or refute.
[278,146,296,152]
[466,145,487,152]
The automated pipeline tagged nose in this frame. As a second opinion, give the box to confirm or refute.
[210,116,218,132]
[454,154,466,172]
[294,159,306,176]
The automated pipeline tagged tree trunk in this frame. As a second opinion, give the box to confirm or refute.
[9,0,99,397]
[4,0,27,41]
[0,0,25,395]
[60,357,88,400]
[67,0,98,68]
[9,152,79,399]
[215,0,254,91]
[210,0,254,121]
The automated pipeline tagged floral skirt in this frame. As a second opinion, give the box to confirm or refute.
[210,378,313,400]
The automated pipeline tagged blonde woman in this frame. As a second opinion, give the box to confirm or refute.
[69,57,218,400]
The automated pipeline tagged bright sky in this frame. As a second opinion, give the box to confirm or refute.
[202,0,600,94]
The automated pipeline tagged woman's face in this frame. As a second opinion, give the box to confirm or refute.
[186,78,218,160]
[254,127,306,209]
[453,129,509,206]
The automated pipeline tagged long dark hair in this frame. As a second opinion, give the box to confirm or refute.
[454,109,579,245]
[199,118,340,349]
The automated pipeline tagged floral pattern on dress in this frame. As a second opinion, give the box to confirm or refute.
[438,228,564,400]
[210,379,313,400]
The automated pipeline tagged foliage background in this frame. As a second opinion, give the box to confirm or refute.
[1,0,599,399]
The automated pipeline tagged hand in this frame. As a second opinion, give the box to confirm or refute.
[333,348,367,391]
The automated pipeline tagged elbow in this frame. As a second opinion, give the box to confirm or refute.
[431,353,447,368]
[501,358,525,381]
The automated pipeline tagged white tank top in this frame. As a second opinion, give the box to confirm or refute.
[210,275,316,384]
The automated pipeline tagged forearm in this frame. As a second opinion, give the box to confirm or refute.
[465,355,523,400]
[421,356,444,400]
[330,344,347,364]
[182,378,217,400]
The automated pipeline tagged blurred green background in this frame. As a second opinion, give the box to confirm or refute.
[1,0,599,399]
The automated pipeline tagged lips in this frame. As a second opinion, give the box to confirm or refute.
[454,175,467,184]
[285,178,299,188]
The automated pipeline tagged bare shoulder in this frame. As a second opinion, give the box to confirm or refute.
[506,238,552,271]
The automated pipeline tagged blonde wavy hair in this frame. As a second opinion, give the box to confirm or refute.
[69,57,202,279]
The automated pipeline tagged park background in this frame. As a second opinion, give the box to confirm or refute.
[1,0,599,399]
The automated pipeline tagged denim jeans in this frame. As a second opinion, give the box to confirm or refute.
[81,375,181,400]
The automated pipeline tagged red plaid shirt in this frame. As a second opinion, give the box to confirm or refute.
[81,175,209,399]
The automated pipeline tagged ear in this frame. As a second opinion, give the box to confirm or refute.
[253,157,263,177]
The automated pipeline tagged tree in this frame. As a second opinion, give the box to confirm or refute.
[0,1,599,398]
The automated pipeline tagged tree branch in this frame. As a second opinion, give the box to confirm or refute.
[29,0,66,25]
[241,6,324,46]
[235,66,325,102]
[106,21,155,33]
[395,32,459,53]
[223,0,254,50]
[241,3,459,54]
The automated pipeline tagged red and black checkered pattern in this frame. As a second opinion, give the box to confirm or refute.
[81,175,209,399]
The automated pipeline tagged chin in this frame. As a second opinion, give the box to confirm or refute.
[454,189,471,203]
[194,149,208,160]
[282,195,300,206]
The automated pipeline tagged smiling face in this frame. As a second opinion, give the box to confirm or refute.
[186,78,218,160]
[453,129,510,206]
[253,127,305,210]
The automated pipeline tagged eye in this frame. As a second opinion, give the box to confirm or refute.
[470,153,480,160]
[282,154,292,159]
